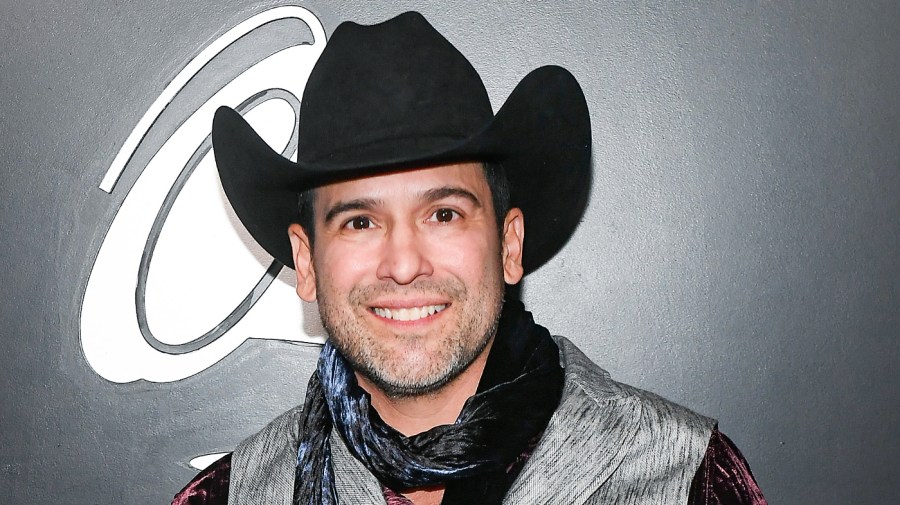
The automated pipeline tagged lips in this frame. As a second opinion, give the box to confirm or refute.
[371,304,448,322]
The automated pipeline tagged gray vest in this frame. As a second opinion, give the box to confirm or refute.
[229,337,715,504]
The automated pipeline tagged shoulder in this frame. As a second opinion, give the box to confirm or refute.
[553,335,716,472]
[508,337,717,503]
[229,405,306,504]
[235,404,305,457]
[171,406,304,505]
[554,335,715,434]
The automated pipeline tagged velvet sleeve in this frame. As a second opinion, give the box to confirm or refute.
[171,453,232,505]
[688,430,767,505]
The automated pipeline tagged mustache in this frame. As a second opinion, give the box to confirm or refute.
[348,278,467,305]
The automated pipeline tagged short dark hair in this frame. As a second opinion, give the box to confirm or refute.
[296,161,510,248]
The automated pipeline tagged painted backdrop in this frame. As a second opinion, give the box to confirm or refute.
[1,1,898,504]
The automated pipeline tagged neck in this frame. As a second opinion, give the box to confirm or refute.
[357,338,494,436]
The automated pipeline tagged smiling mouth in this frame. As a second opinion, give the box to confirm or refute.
[371,304,448,322]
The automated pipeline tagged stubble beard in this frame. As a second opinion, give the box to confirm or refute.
[316,272,505,399]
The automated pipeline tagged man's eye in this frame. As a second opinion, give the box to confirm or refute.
[344,216,372,230]
[429,208,459,223]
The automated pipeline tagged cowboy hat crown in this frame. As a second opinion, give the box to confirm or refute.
[213,11,592,273]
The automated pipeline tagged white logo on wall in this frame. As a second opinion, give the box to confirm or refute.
[81,6,326,384]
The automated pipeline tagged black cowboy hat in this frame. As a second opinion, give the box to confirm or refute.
[213,11,591,274]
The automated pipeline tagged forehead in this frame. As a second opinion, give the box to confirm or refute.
[314,162,489,207]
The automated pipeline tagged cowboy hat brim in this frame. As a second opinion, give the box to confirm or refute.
[213,65,591,274]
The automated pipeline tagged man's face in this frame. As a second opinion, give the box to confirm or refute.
[288,162,524,398]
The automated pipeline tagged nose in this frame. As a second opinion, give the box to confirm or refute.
[375,222,433,285]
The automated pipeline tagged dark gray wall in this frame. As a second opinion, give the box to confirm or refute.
[2,1,898,504]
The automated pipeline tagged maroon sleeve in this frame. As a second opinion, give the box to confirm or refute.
[688,430,767,505]
[171,453,232,505]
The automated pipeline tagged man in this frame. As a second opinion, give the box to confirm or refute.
[174,11,766,505]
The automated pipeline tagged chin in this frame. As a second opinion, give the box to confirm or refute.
[357,345,480,398]
[364,368,461,399]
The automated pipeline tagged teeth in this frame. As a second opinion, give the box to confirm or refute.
[373,304,447,321]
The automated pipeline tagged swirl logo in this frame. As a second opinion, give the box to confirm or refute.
[81,6,326,383]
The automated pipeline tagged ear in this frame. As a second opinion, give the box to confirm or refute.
[500,208,525,285]
[288,223,317,302]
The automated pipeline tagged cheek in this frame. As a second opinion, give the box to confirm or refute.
[427,234,501,278]
[315,242,377,287]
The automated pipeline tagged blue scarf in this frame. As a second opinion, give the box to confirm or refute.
[293,301,564,504]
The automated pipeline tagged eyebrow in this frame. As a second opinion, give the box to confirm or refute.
[421,186,483,208]
[323,198,382,224]
[321,186,483,225]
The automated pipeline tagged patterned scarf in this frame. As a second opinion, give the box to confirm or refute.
[292,301,564,504]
